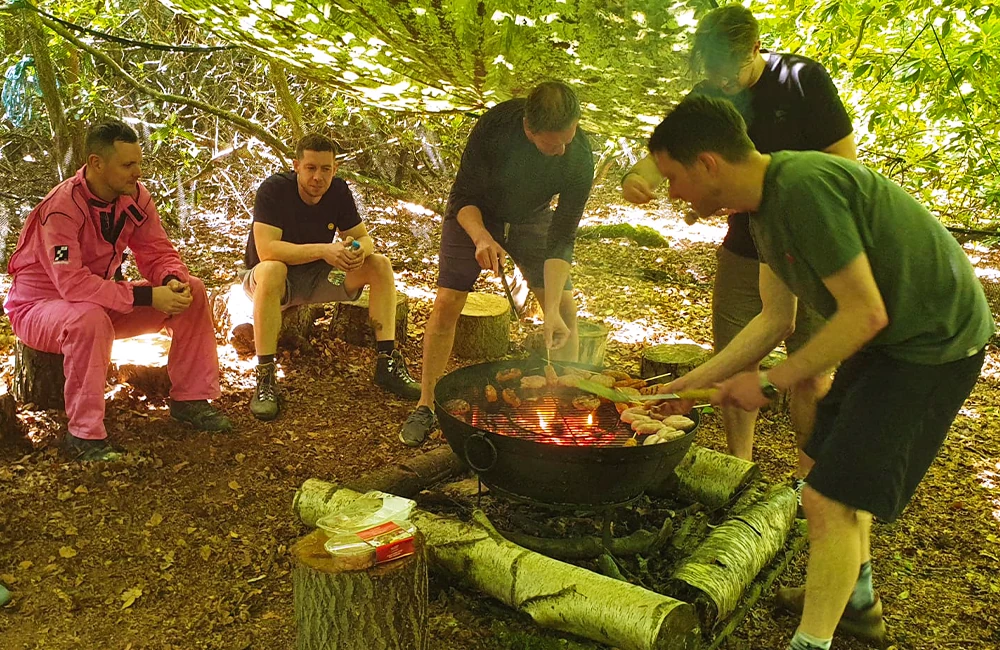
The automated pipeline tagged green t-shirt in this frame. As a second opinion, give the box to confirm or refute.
[751,151,994,365]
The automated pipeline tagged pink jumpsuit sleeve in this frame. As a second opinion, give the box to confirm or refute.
[127,187,190,285]
[34,206,137,312]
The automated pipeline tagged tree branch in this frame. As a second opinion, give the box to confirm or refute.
[35,13,291,160]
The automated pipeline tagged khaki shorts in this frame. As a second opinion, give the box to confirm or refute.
[712,245,825,354]
[241,260,362,310]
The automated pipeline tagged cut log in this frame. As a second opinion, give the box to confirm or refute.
[12,341,65,409]
[0,389,25,446]
[292,529,428,650]
[294,486,700,650]
[648,445,760,509]
[523,319,610,366]
[108,332,171,398]
[329,289,408,347]
[214,283,321,355]
[453,293,510,359]
[669,486,797,630]
[640,344,711,380]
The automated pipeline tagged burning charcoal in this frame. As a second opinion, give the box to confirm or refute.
[496,368,522,384]
[502,388,522,408]
[601,370,631,381]
[520,375,547,390]
[571,395,601,411]
[484,384,501,413]
[444,398,471,419]
[662,415,696,431]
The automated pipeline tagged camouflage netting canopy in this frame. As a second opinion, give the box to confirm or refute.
[158,0,698,136]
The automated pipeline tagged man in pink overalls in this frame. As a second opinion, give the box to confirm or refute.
[4,120,231,462]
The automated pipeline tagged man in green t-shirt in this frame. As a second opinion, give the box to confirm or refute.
[642,96,992,650]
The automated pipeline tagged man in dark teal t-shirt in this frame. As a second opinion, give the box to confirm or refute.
[643,96,992,650]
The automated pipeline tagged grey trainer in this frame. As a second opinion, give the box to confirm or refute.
[251,362,280,421]
[399,405,436,447]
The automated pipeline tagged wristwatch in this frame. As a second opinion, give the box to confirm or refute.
[759,372,780,400]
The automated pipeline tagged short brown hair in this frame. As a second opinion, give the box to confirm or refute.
[524,81,581,133]
[295,133,336,159]
[648,95,755,165]
[85,120,139,159]
[690,5,760,77]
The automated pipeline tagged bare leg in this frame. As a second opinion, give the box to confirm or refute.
[251,261,287,356]
[789,372,833,478]
[416,288,469,408]
[722,362,760,460]
[345,253,395,342]
[798,486,865,638]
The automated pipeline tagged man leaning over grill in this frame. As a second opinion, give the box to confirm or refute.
[240,133,420,421]
[644,95,992,650]
[399,81,596,447]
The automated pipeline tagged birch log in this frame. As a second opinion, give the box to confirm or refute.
[648,445,760,509]
[669,486,797,630]
[293,484,700,650]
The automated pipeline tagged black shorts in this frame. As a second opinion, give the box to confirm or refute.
[437,215,573,292]
[805,346,985,522]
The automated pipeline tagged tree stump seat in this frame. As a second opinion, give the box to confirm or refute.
[328,288,408,347]
[212,283,323,356]
[640,343,712,380]
[453,292,510,359]
[12,333,172,409]
[291,528,428,650]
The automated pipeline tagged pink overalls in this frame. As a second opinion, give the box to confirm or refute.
[4,166,220,440]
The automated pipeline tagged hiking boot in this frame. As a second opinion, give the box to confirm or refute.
[399,405,436,447]
[375,349,421,400]
[250,362,280,421]
[170,400,233,432]
[776,586,888,647]
[792,478,806,519]
[61,435,124,462]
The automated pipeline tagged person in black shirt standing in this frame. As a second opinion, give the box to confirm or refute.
[242,133,419,420]
[622,5,856,494]
[399,81,595,447]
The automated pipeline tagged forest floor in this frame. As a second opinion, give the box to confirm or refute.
[0,181,998,650]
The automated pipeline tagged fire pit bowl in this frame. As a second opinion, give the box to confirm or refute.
[435,359,700,507]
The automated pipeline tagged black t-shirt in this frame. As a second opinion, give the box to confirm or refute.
[244,172,363,268]
[692,52,854,259]
[445,98,595,263]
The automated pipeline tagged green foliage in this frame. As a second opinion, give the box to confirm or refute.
[577,222,668,247]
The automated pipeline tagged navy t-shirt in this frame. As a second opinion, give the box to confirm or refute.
[244,172,363,268]
[692,52,854,259]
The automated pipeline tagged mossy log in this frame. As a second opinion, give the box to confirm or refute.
[453,293,510,359]
[648,445,760,509]
[640,344,712,380]
[329,289,408,347]
[523,319,609,366]
[294,486,700,650]
[292,529,428,650]
[669,486,797,629]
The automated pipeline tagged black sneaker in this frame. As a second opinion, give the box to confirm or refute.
[792,478,806,518]
[399,405,436,447]
[250,362,280,421]
[169,400,233,432]
[61,435,124,462]
[375,349,421,400]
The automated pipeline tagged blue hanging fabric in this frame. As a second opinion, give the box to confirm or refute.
[2,57,41,127]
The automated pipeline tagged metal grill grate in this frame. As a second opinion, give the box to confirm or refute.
[469,396,633,446]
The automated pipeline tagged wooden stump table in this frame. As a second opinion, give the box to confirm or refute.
[453,293,510,358]
[329,289,408,347]
[292,529,428,650]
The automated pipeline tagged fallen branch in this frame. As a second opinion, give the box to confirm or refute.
[497,516,673,560]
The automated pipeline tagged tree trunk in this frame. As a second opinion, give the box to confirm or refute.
[267,62,305,141]
[292,529,428,650]
[641,344,712,380]
[523,319,609,366]
[669,486,797,629]
[329,289,408,348]
[13,341,65,409]
[294,487,700,650]
[649,445,760,509]
[453,293,510,359]
[22,9,73,177]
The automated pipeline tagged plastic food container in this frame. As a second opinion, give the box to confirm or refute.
[317,492,418,569]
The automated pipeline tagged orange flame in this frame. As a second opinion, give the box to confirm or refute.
[538,413,548,431]
[586,413,594,426]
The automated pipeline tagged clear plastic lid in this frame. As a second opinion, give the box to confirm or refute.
[316,491,416,536]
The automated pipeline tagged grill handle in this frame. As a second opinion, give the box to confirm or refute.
[464,432,498,473]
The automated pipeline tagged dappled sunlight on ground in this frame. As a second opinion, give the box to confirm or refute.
[579,200,728,246]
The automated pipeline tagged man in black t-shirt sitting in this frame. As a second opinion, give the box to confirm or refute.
[241,133,419,420]
[622,5,856,497]
[399,81,595,447]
